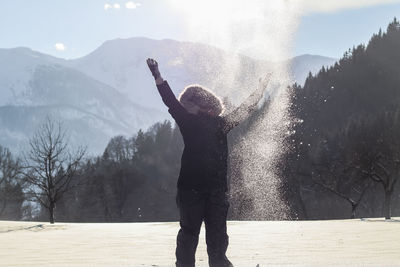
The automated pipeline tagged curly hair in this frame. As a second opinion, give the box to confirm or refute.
[178,84,225,116]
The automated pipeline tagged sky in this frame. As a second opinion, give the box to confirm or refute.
[1,0,400,59]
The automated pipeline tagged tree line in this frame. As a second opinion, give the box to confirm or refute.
[0,104,265,223]
[0,119,184,223]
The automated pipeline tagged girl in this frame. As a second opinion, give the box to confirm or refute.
[147,58,270,267]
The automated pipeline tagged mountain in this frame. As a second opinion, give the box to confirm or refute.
[0,47,64,106]
[0,47,167,155]
[0,38,336,155]
[68,37,271,109]
[69,37,337,109]
[287,54,337,85]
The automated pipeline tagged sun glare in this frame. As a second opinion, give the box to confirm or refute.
[167,0,300,61]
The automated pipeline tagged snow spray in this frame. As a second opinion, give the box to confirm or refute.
[169,0,302,219]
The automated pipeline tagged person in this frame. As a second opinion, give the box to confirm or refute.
[146,58,271,267]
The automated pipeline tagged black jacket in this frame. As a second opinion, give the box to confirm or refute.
[157,80,264,192]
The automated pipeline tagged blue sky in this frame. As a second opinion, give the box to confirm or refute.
[1,0,400,59]
[295,2,400,58]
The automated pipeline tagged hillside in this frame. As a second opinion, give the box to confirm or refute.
[284,19,400,220]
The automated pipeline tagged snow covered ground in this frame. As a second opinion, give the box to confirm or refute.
[1,219,399,266]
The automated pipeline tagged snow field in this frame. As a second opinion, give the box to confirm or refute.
[1,219,400,266]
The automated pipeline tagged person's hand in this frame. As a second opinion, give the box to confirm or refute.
[146,58,161,80]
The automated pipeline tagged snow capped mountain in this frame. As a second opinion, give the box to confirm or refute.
[69,37,336,109]
[0,38,336,155]
[0,47,167,154]
[68,37,274,109]
[68,37,171,110]
[0,47,65,106]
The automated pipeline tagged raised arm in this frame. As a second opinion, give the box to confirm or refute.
[223,74,272,132]
[146,58,188,124]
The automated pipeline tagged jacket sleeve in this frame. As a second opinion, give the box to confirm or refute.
[222,86,269,133]
[156,80,188,125]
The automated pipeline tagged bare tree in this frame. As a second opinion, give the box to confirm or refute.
[307,129,372,219]
[311,169,371,219]
[24,118,86,224]
[349,112,400,220]
[366,154,399,220]
[355,143,400,220]
[0,145,22,217]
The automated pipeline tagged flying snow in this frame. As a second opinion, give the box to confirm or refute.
[168,0,304,219]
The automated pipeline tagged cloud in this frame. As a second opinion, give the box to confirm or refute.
[126,1,141,9]
[54,43,66,51]
[104,2,140,10]
[301,0,400,13]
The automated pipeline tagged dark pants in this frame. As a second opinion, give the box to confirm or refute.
[175,189,233,267]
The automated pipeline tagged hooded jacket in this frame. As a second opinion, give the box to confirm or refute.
[157,80,266,192]
[157,81,238,192]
